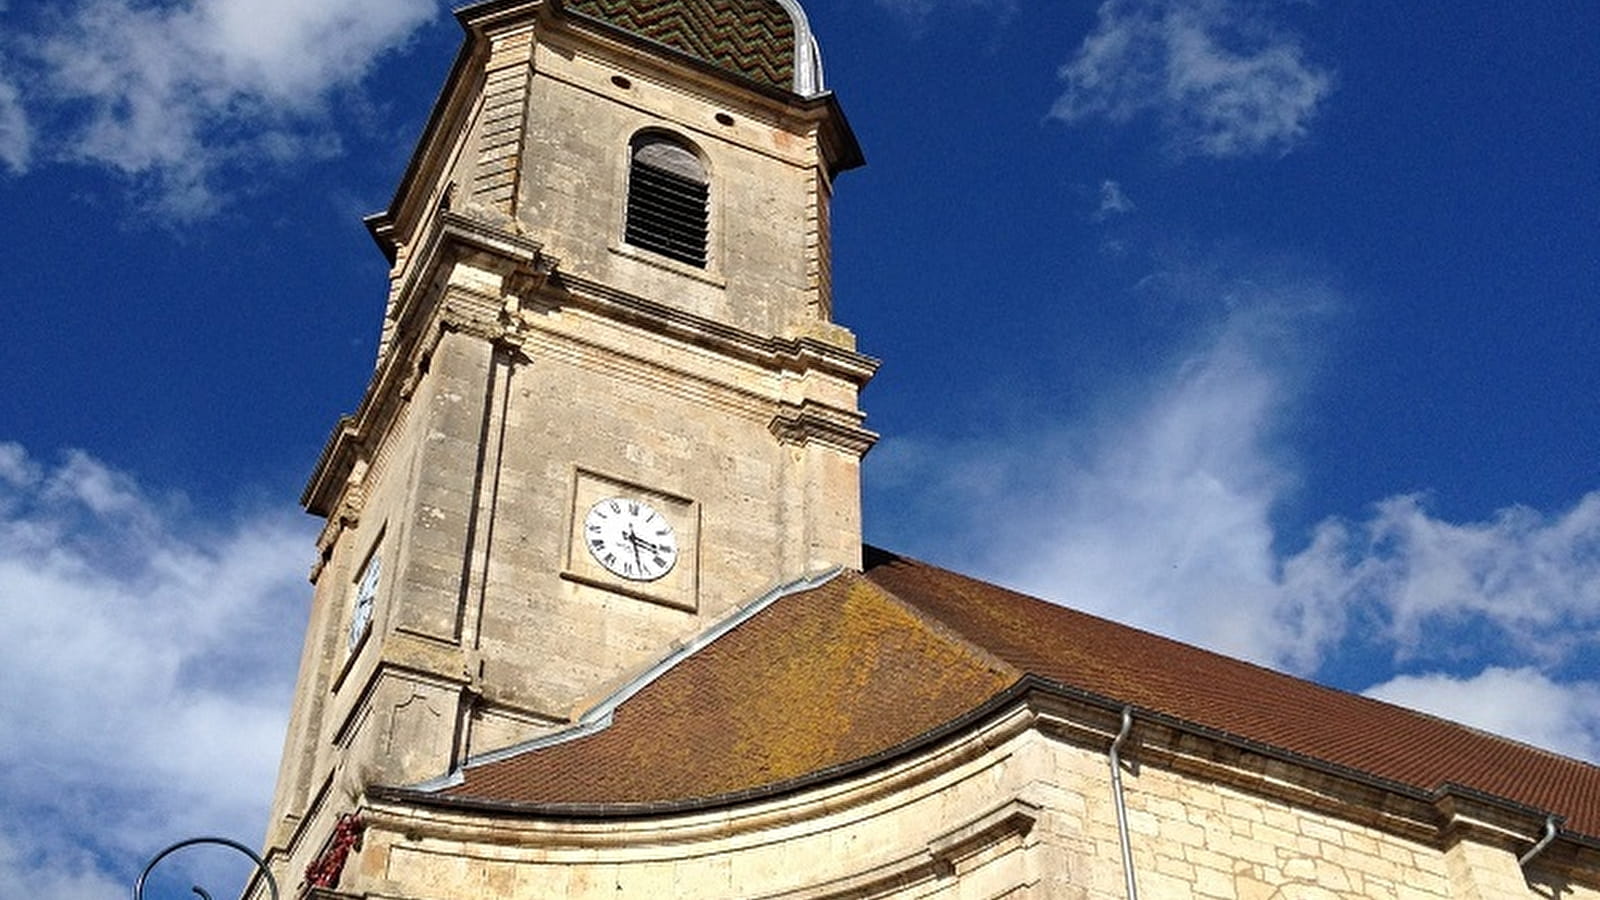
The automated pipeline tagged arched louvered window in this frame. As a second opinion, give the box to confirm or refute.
[626,134,709,268]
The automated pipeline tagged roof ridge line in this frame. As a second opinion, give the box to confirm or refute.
[407,566,847,793]
[860,574,1024,685]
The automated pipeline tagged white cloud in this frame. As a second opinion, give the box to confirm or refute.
[999,284,1599,681]
[1310,492,1600,668]
[0,72,28,174]
[0,444,312,895]
[981,271,1338,668]
[0,832,124,900]
[16,0,439,217]
[874,255,1600,762]
[1053,0,1333,159]
[1366,668,1600,764]
[1096,179,1136,219]
[0,441,40,487]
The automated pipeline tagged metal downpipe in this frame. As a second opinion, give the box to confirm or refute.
[1519,815,1559,868]
[1109,706,1139,900]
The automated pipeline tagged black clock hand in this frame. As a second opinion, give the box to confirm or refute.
[626,532,662,553]
[626,528,644,570]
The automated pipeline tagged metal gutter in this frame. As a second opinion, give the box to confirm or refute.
[377,671,1592,853]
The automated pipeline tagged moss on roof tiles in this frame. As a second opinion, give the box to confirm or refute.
[439,572,1014,806]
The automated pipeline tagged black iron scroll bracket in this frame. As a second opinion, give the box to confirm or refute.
[133,837,279,900]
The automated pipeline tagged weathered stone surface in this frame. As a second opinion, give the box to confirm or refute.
[257,5,870,894]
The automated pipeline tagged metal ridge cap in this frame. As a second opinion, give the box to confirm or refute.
[772,0,825,96]
[407,567,847,791]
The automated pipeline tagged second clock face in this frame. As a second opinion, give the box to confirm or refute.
[584,497,679,581]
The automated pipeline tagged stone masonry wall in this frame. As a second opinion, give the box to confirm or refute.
[516,28,830,340]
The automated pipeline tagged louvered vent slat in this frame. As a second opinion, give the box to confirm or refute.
[627,160,709,267]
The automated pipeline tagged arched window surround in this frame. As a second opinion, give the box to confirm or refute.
[623,130,712,269]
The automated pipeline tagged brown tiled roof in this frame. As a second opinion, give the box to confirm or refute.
[410,549,1600,840]
[568,0,797,91]
[435,570,1014,807]
[863,548,1600,839]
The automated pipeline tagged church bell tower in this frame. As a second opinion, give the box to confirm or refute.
[260,0,872,886]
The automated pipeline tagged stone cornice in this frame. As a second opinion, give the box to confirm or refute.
[307,215,875,525]
[769,399,878,456]
[303,414,360,525]
[1023,679,1585,861]
[759,799,1039,899]
[556,271,880,385]
[359,673,1596,878]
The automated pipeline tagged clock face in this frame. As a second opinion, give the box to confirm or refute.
[348,552,380,651]
[584,497,678,581]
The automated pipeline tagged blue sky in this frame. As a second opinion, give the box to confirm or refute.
[1,0,1597,895]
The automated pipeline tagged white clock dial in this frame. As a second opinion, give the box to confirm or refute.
[348,552,380,651]
[584,497,678,581]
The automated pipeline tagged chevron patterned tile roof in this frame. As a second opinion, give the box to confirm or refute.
[569,0,798,91]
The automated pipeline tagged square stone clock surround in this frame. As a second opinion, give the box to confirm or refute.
[562,468,700,612]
